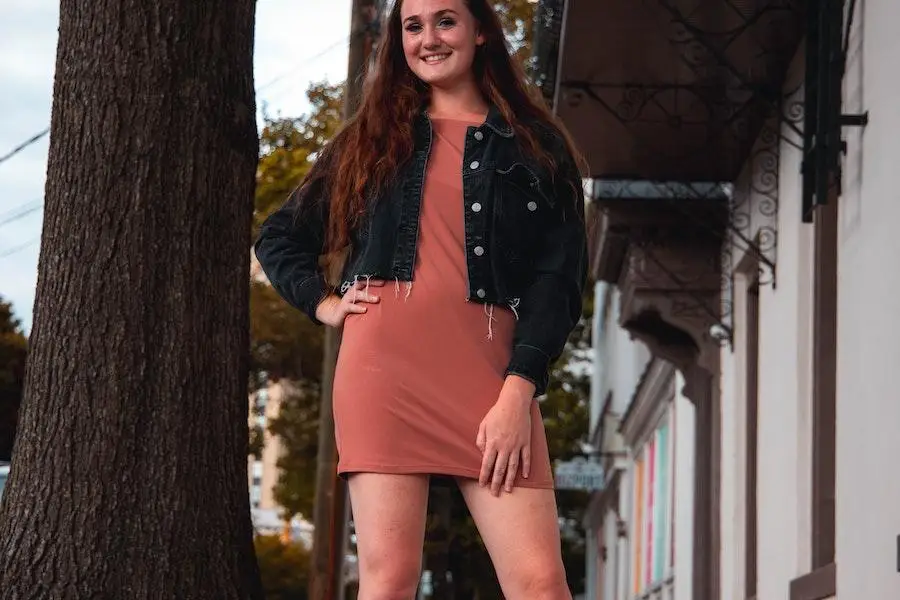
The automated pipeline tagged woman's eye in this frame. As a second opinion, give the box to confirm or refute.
[438,18,456,28]
[405,23,422,33]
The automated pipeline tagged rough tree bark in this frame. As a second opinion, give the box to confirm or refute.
[0,1,262,598]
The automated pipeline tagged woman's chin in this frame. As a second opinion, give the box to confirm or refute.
[418,72,463,90]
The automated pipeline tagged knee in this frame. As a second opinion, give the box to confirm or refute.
[358,553,422,600]
[506,562,570,600]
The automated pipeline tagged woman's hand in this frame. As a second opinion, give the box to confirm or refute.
[314,279,383,327]
[476,375,537,495]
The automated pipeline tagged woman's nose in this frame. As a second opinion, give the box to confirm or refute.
[422,25,439,48]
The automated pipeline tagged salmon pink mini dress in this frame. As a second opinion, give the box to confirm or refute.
[332,116,554,489]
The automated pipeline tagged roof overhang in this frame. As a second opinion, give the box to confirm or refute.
[549,0,804,182]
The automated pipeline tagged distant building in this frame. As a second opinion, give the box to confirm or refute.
[0,462,9,500]
[247,381,288,512]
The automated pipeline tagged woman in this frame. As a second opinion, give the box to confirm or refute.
[255,0,587,597]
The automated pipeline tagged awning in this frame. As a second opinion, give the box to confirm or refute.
[541,0,805,182]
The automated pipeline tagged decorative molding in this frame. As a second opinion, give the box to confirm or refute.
[619,358,675,449]
[618,239,724,374]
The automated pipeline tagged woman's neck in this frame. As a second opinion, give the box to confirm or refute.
[428,79,489,119]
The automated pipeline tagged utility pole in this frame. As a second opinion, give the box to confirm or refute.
[309,2,382,599]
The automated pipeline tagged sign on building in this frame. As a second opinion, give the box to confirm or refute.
[554,457,605,491]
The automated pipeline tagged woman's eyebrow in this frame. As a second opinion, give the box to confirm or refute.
[403,8,459,24]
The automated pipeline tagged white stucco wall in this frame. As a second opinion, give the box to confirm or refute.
[718,48,817,599]
[755,89,816,600]
[836,0,900,597]
[672,372,695,600]
[602,508,619,600]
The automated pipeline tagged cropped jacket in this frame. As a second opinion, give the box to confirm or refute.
[254,106,588,396]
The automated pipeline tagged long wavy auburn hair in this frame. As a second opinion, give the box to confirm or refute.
[303,0,583,260]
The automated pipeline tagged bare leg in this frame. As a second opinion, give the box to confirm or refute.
[348,473,430,600]
[457,479,572,600]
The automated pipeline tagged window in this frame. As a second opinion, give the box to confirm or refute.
[811,197,837,568]
[746,281,759,599]
[630,407,676,596]
[790,192,838,598]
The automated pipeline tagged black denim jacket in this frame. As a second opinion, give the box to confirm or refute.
[254,106,587,396]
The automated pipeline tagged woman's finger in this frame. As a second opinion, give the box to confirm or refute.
[522,445,531,479]
[490,451,509,496]
[475,422,487,453]
[343,291,379,305]
[345,303,368,314]
[353,279,386,288]
[503,449,520,493]
[479,446,497,487]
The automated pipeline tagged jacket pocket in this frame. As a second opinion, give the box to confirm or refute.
[495,162,554,214]
[494,162,554,237]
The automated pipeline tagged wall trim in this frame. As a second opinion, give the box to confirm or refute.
[789,562,836,600]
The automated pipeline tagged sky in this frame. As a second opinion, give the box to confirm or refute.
[0,0,353,333]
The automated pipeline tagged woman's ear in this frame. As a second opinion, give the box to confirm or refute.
[475,30,485,47]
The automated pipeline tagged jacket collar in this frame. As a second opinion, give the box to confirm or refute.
[415,104,515,139]
[483,105,515,138]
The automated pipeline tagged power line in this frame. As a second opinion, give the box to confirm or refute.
[0,201,43,227]
[256,34,352,93]
[0,128,50,166]
[0,37,356,171]
[0,237,39,259]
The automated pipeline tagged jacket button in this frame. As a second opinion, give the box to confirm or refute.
[473,131,484,141]
[471,202,482,212]
[470,161,480,170]
[474,245,485,256]
[476,288,486,298]
[527,201,538,212]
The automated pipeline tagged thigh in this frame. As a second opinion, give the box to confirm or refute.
[456,479,569,598]
[348,473,430,575]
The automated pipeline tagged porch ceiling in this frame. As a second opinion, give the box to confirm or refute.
[555,0,804,181]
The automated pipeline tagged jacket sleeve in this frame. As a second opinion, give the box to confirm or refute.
[253,179,331,325]
[504,141,588,396]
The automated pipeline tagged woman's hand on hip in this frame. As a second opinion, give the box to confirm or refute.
[476,376,536,496]
[314,279,383,327]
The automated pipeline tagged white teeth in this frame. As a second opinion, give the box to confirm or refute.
[423,54,450,64]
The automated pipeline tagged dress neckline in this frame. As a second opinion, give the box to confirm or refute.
[427,112,487,125]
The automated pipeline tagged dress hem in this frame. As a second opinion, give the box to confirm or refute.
[337,462,555,490]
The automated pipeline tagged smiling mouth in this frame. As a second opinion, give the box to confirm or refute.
[422,53,450,64]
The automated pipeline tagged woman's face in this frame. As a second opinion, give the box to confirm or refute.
[400,0,485,89]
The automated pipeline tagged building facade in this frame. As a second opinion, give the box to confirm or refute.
[540,0,898,598]
[583,284,696,600]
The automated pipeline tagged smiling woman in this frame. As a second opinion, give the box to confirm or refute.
[254,1,587,598]
[401,2,485,90]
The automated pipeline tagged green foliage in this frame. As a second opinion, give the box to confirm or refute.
[493,0,537,71]
[0,298,27,461]
[250,281,324,386]
[254,535,311,600]
[254,81,344,236]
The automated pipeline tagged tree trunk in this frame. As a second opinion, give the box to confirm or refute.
[0,1,262,598]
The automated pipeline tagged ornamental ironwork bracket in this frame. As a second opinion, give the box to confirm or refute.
[649,0,807,156]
